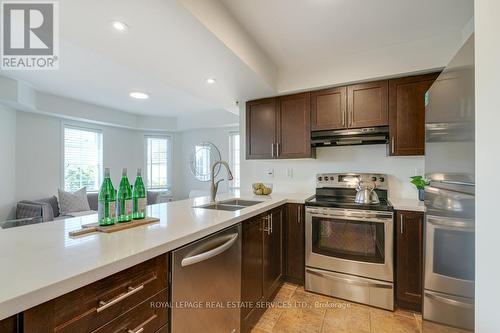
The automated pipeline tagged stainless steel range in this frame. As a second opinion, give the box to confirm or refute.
[305,173,394,310]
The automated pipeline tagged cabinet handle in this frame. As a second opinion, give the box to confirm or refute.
[349,109,353,127]
[391,137,395,154]
[271,143,275,157]
[263,215,271,235]
[400,214,404,235]
[342,109,346,127]
[97,284,144,313]
[270,214,273,234]
[128,328,144,333]
[297,205,301,224]
[277,143,280,157]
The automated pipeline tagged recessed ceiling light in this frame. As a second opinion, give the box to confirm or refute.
[111,21,128,32]
[129,91,149,99]
[206,78,216,85]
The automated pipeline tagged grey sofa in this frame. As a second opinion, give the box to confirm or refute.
[16,191,162,222]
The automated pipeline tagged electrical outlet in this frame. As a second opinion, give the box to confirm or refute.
[266,168,274,178]
[414,168,424,176]
[286,168,293,178]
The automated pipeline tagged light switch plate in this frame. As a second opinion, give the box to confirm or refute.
[266,168,274,178]
[286,168,293,178]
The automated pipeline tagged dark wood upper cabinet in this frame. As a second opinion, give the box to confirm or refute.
[0,316,17,333]
[347,80,388,128]
[311,87,347,131]
[396,210,424,312]
[277,93,312,158]
[246,94,313,159]
[389,73,439,156]
[246,98,277,159]
[285,203,305,285]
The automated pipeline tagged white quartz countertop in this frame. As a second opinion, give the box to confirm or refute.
[388,197,426,212]
[0,192,312,320]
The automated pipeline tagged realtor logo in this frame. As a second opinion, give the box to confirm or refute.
[1,1,59,70]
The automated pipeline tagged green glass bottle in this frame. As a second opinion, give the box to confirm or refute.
[117,168,133,222]
[98,168,116,226]
[133,168,147,219]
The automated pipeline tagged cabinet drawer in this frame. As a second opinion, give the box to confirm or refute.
[24,255,168,333]
[93,289,168,333]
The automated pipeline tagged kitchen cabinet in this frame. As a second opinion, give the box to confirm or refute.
[241,215,265,332]
[241,206,285,333]
[24,255,168,333]
[347,80,389,128]
[277,93,312,158]
[396,210,424,312]
[388,73,439,156]
[285,203,305,285]
[246,98,277,159]
[0,316,17,333]
[246,93,313,159]
[263,207,284,298]
[311,87,347,131]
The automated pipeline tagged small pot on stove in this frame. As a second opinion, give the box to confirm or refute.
[355,181,380,204]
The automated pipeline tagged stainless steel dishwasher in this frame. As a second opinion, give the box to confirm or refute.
[171,224,241,333]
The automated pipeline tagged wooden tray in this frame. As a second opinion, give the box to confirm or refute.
[69,216,160,237]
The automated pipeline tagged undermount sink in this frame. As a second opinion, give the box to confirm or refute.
[195,199,263,211]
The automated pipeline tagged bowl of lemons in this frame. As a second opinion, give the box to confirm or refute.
[252,183,273,196]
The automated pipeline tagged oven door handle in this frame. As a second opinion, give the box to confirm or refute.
[427,215,474,231]
[306,268,392,289]
[424,291,474,309]
[306,212,392,224]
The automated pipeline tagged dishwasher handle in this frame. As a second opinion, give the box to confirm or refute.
[181,233,239,267]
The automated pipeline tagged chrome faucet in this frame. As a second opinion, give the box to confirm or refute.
[210,161,234,203]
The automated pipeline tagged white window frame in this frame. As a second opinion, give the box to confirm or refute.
[61,123,103,192]
[229,131,240,189]
[144,135,173,190]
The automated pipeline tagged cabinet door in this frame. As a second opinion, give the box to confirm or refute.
[285,204,305,285]
[347,80,388,128]
[396,210,424,312]
[311,87,347,131]
[241,217,265,332]
[0,316,17,333]
[246,98,277,159]
[277,93,312,158]
[263,208,283,299]
[389,73,439,156]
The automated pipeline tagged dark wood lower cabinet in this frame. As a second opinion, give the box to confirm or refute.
[23,255,169,333]
[284,203,305,285]
[241,206,285,333]
[0,315,17,333]
[396,210,424,312]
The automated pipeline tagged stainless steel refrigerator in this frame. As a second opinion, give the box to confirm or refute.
[423,34,475,331]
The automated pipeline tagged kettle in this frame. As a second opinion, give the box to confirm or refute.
[355,181,380,204]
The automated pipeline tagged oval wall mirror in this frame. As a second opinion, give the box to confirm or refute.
[189,142,221,182]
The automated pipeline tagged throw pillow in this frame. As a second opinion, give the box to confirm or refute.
[58,187,91,215]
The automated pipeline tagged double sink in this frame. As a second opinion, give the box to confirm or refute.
[195,199,263,211]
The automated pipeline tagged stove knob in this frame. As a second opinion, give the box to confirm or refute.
[371,176,377,182]
[324,176,329,181]
[379,177,385,182]
[317,176,323,181]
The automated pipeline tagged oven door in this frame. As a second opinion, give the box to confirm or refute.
[424,214,475,298]
[306,207,394,282]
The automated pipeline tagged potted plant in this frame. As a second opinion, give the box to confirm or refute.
[410,176,430,201]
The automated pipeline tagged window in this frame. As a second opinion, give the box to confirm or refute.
[145,136,171,189]
[63,125,103,192]
[229,132,240,188]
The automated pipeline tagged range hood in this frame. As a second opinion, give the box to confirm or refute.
[311,127,389,147]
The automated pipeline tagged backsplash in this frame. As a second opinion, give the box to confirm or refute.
[240,144,424,200]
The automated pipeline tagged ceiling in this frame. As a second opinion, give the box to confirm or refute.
[221,0,473,70]
[1,0,274,119]
[1,0,473,125]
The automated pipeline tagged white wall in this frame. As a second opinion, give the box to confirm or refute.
[239,105,424,199]
[176,126,239,199]
[14,111,166,201]
[475,0,500,331]
[0,106,17,220]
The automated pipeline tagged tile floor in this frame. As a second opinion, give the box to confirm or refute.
[250,283,470,333]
